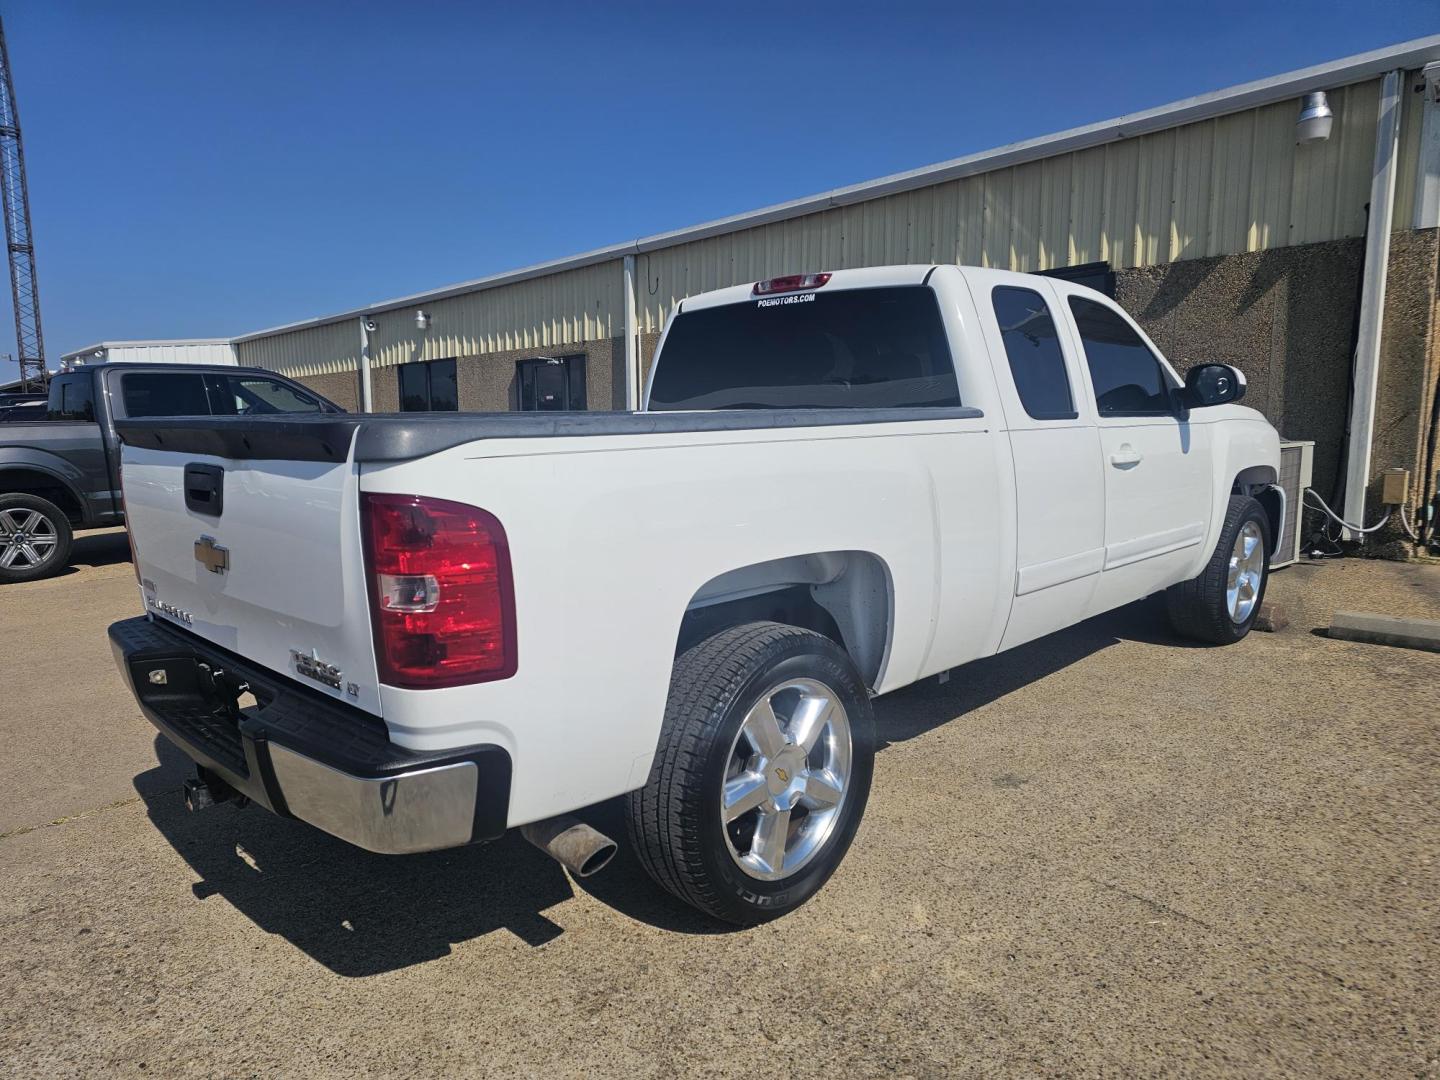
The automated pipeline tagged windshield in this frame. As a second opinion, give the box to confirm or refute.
[648,285,960,411]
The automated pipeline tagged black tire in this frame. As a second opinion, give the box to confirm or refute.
[0,493,73,584]
[626,621,875,925]
[1165,494,1270,645]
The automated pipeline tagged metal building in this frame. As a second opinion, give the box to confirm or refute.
[217,37,1440,543]
[61,339,237,368]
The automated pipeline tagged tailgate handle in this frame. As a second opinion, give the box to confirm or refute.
[184,463,224,516]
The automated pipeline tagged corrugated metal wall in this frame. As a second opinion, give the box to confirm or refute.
[236,261,620,376]
[241,73,1423,374]
[638,77,1415,331]
[233,318,358,378]
[368,261,619,371]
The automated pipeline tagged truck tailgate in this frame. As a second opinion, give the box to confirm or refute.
[121,443,380,715]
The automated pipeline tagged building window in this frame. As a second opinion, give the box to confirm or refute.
[397,358,458,412]
[516,354,586,411]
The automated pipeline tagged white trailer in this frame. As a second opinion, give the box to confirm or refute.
[61,339,236,369]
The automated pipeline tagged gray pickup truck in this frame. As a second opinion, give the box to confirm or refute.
[0,363,339,583]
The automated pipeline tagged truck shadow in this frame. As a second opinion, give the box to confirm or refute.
[70,528,133,570]
[134,594,1194,975]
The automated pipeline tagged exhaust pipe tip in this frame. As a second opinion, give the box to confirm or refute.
[520,815,618,878]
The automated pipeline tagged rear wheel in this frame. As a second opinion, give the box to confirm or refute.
[0,493,73,584]
[626,621,875,925]
[1165,494,1270,644]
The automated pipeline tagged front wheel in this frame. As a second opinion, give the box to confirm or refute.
[1165,494,1270,644]
[626,621,875,925]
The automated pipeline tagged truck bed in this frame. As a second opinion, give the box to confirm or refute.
[114,406,984,463]
[116,403,1004,824]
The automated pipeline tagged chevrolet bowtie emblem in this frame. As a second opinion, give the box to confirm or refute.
[194,535,229,574]
[774,767,790,784]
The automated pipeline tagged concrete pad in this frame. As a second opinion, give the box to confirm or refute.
[1328,610,1440,653]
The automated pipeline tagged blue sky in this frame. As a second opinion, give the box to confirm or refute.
[2,1,1436,383]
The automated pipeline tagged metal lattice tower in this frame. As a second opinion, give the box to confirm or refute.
[0,15,43,392]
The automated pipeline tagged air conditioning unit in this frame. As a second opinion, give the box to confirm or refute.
[1273,440,1315,568]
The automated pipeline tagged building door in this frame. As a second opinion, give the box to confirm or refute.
[517,355,586,411]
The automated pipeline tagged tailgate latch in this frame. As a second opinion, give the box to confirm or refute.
[195,535,229,575]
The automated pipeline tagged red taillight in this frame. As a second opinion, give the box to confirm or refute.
[753,272,832,295]
[361,493,517,688]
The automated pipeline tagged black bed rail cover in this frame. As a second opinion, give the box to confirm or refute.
[114,406,985,464]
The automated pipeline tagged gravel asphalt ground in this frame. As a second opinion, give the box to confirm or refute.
[1,529,1437,1077]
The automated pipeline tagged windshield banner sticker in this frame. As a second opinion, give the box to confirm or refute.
[756,292,817,309]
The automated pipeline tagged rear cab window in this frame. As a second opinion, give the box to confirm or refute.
[46,373,96,421]
[647,285,960,410]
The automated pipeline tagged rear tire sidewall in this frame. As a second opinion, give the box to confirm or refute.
[698,643,874,923]
[0,494,73,584]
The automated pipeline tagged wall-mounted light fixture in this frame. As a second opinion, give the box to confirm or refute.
[1296,91,1333,143]
[415,309,430,331]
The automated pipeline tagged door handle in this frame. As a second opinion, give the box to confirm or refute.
[1109,444,1143,468]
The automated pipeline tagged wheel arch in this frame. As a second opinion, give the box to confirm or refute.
[1231,464,1281,554]
[676,551,894,690]
[0,465,86,524]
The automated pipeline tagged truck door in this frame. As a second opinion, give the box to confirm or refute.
[1060,294,1212,613]
[970,277,1106,651]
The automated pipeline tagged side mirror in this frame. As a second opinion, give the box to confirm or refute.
[1183,363,1246,408]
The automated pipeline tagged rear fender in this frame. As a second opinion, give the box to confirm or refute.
[0,449,91,522]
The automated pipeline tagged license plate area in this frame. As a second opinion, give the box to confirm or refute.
[128,653,273,777]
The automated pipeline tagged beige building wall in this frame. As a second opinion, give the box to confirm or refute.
[237,71,1427,389]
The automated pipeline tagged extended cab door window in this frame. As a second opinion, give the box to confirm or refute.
[991,287,1076,420]
[648,285,960,410]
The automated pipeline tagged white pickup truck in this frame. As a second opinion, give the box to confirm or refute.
[111,265,1281,924]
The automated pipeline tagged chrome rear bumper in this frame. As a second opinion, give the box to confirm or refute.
[267,746,480,854]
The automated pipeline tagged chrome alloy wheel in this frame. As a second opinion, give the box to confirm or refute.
[0,508,57,570]
[720,677,852,881]
[1227,520,1265,624]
